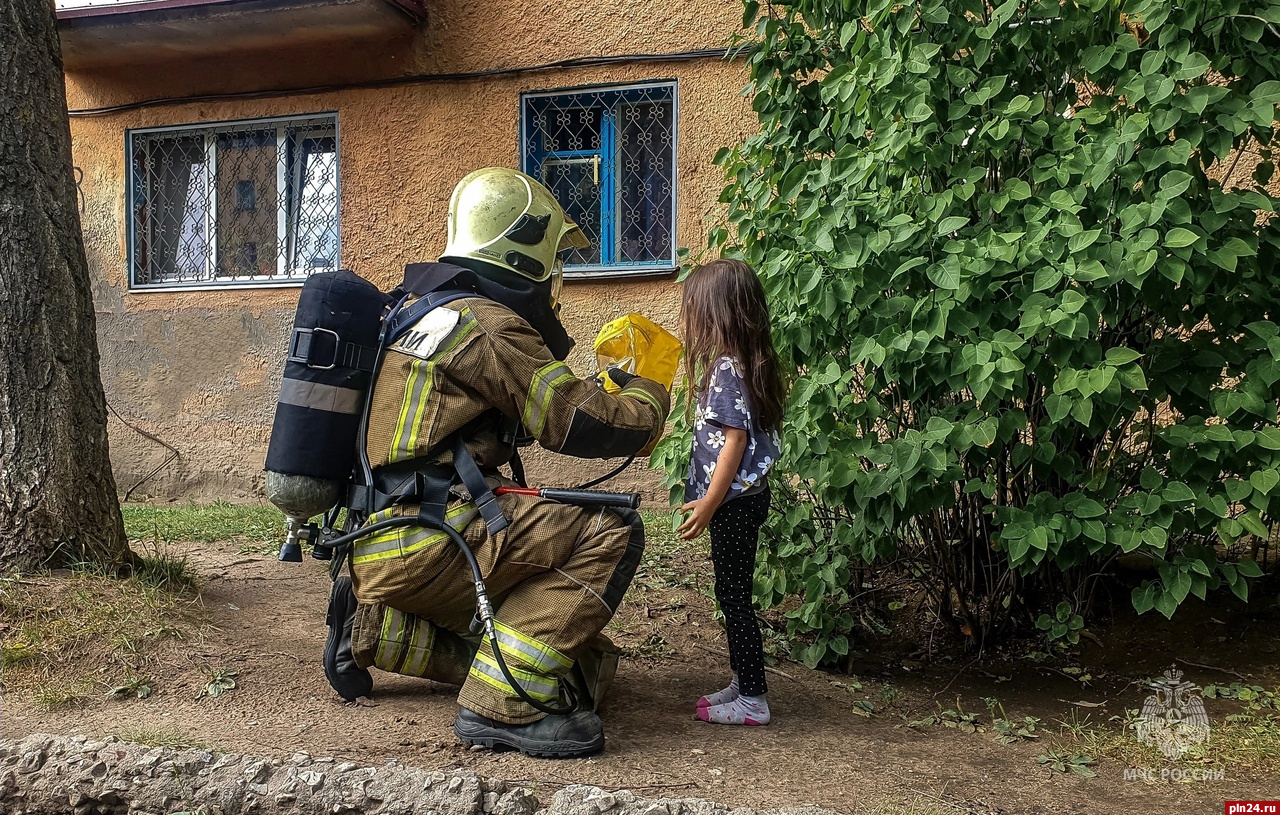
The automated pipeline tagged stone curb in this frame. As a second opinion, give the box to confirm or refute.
[1,734,844,815]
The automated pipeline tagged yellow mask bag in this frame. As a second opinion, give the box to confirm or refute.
[593,313,683,393]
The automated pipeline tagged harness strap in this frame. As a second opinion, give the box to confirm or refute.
[452,435,510,536]
[288,328,379,372]
[359,437,508,537]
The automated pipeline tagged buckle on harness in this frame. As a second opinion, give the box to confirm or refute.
[474,490,509,537]
[289,327,341,370]
[289,328,378,372]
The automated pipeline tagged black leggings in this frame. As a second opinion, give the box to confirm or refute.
[709,487,771,698]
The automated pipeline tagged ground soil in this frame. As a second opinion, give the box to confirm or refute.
[4,536,1279,815]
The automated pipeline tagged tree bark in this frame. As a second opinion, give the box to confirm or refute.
[0,0,132,573]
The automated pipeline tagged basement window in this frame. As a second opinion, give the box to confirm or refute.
[127,113,339,290]
[521,82,677,277]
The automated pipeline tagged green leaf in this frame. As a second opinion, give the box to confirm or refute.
[1173,52,1211,81]
[1073,498,1105,519]
[1256,428,1280,450]
[1140,467,1163,490]
[1163,482,1196,503]
[1132,583,1156,614]
[1237,558,1265,578]
[1239,511,1270,539]
[1045,394,1072,423]
[1164,228,1198,249]
[1250,469,1280,495]
[798,263,823,295]
[1006,179,1032,200]
[777,164,808,201]
[936,216,970,235]
[927,263,960,290]
[1105,347,1141,365]
[1068,229,1101,253]
[1034,266,1062,292]
[1254,80,1280,106]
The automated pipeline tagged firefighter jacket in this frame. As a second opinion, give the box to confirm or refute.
[364,295,670,480]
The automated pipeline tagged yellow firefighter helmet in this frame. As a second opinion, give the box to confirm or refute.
[442,168,590,301]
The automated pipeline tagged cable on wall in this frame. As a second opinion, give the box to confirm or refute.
[67,47,744,118]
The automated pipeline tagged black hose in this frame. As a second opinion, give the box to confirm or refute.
[574,455,635,490]
[317,516,577,715]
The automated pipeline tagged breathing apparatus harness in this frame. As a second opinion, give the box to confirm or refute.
[289,268,639,716]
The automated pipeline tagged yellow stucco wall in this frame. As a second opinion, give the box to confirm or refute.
[66,0,755,504]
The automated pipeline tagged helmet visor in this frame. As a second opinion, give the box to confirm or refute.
[550,257,565,312]
[558,217,591,252]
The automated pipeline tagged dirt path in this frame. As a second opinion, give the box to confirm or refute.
[5,540,1278,814]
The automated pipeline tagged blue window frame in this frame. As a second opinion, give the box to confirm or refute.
[521,82,677,276]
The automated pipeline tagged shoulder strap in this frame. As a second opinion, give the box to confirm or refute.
[386,290,476,346]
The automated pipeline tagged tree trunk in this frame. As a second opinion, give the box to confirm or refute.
[0,0,133,574]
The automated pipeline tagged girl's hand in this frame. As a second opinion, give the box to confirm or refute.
[677,497,715,541]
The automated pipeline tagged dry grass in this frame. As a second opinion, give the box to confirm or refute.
[0,547,208,699]
[112,725,209,750]
[857,794,964,815]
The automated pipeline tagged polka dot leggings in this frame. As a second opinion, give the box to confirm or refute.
[709,486,771,698]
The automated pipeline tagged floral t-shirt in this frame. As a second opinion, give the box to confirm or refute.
[685,356,782,506]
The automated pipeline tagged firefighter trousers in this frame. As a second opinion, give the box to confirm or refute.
[349,491,644,724]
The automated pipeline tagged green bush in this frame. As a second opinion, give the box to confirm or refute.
[662,0,1280,666]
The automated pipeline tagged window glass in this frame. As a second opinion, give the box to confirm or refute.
[128,114,339,288]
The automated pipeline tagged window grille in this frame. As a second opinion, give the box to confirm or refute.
[127,114,339,288]
[521,82,676,275]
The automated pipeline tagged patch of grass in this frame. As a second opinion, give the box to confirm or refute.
[33,680,93,711]
[1,639,40,671]
[0,563,207,699]
[123,501,284,551]
[902,699,984,733]
[196,668,238,699]
[114,725,208,750]
[134,550,200,594]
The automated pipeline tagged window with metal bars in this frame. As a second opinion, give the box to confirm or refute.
[521,82,677,276]
[127,113,339,289]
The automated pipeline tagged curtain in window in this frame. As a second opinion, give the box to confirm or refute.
[287,134,338,272]
[141,135,210,282]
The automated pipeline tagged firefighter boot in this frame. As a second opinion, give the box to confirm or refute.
[454,708,605,758]
[323,576,373,701]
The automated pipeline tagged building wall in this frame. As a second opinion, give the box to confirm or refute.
[65,0,755,505]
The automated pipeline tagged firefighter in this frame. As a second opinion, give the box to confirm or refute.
[323,167,670,758]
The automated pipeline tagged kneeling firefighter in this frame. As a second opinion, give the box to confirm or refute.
[286,167,669,757]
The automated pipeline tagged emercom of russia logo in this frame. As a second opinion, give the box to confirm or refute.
[1135,665,1211,759]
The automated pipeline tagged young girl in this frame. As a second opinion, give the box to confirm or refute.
[677,258,786,726]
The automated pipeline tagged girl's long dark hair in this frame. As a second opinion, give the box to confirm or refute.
[680,259,786,430]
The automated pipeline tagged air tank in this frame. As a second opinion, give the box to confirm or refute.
[264,270,388,560]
